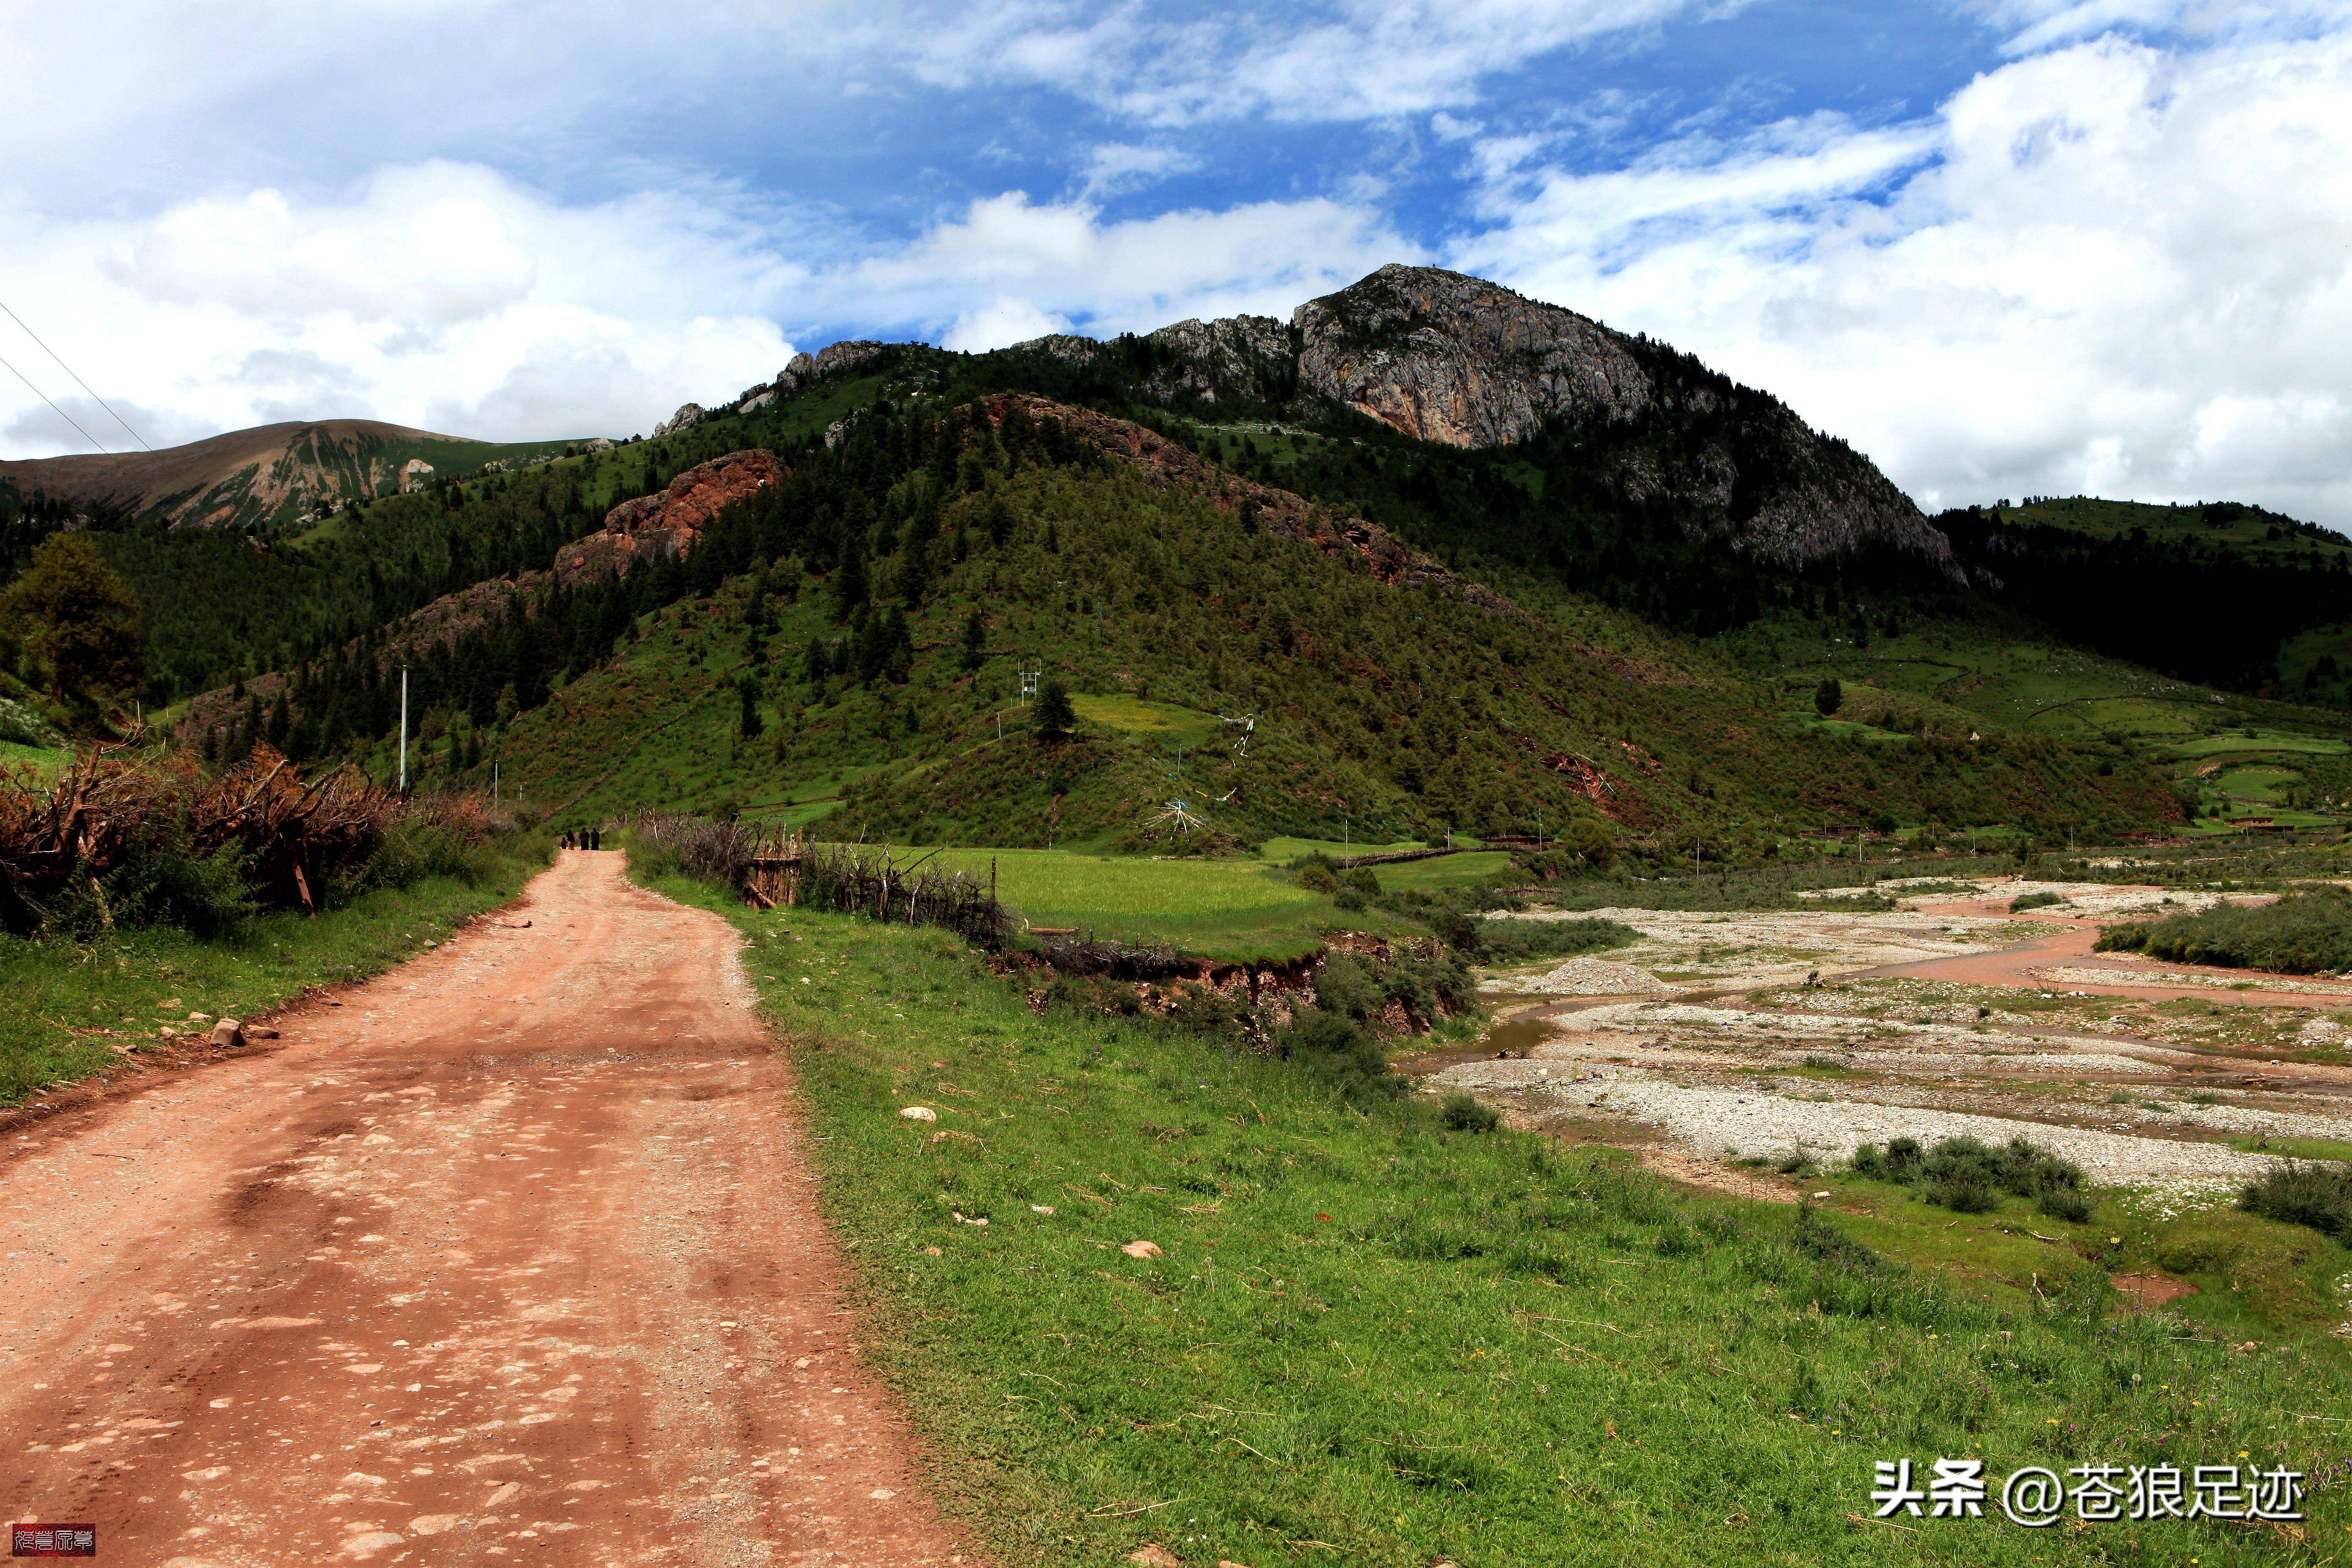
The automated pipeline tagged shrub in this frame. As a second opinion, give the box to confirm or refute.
[2037,1187,2095,1224]
[1850,1133,2088,1215]
[2010,891,2066,912]
[1312,951,1384,1020]
[1276,1008,1400,1101]
[2099,889,2352,975]
[1439,1091,1499,1132]
[1295,862,1341,895]
[2240,1161,2352,1240]
[1471,915,1639,965]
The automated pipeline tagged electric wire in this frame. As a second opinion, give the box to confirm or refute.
[0,297,151,450]
[0,348,106,454]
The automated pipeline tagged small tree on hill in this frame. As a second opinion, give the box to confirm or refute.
[1033,678,1075,743]
[738,674,763,738]
[961,609,986,671]
[1814,677,1843,717]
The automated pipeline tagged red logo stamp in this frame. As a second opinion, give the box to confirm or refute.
[10,1524,95,1558]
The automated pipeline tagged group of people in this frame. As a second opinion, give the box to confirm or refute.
[563,827,603,851]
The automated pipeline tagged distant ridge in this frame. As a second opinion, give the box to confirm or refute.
[0,419,592,532]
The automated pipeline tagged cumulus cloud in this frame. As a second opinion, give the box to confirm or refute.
[0,163,796,454]
[943,299,1070,352]
[830,190,1414,340]
[1453,30,2352,526]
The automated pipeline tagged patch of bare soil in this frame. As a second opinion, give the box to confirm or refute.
[2112,1273,2197,1310]
[0,851,977,1567]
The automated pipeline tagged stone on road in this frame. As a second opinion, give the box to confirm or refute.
[0,851,972,1567]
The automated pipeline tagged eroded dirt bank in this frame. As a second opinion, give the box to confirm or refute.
[0,851,972,1568]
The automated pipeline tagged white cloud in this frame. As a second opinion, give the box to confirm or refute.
[827,190,1416,339]
[1075,143,1203,197]
[888,0,1715,125]
[942,298,1071,351]
[1452,29,2352,526]
[0,163,797,453]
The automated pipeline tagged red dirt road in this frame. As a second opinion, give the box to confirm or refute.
[0,851,972,1567]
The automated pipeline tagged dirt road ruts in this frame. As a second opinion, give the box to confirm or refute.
[0,851,974,1567]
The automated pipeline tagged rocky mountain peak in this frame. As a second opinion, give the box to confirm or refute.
[1291,265,1650,447]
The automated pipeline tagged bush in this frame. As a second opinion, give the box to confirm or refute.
[42,834,258,941]
[1296,862,1341,895]
[1312,951,1385,1019]
[1850,1133,2088,1215]
[2092,889,2352,975]
[2010,891,2066,912]
[1275,1008,1400,1101]
[1439,1091,1499,1132]
[2240,1161,2352,1240]
[1471,915,1639,965]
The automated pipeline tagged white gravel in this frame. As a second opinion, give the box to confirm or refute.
[1429,1060,2277,1190]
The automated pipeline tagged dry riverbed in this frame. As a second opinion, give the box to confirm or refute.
[1424,877,2352,1215]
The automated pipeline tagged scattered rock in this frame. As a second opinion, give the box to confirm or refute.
[899,1106,938,1122]
[405,1516,462,1536]
[921,1246,943,1256]
[1121,1239,1163,1259]
[208,1018,245,1050]
[1031,1204,1055,1215]
[1126,1546,1182,1567]
[187,1012,210,1023]
[340,1533,404,1558]
[1810,1191,1831,1200]
[247,1026,280,1041]
[868,1487,897,1500]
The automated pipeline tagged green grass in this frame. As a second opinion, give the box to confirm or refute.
[926,847,1344,959]
[1372,851,1515,890]
[0,740,70,784]
[1070,694,1224,748]
[2167,732,2349,758]
[640,867,2352,1567]
[0,836,549,1106]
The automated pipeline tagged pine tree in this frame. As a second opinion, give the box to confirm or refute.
[961,609,986,671]
[1034,677,1075,742]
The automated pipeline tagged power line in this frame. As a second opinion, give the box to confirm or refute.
[0,297,151,451]
[0,348,105,454]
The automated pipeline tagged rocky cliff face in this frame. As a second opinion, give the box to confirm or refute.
[553,449,784,585]
[1284,265,1958,576]
[1293,265,1651,445]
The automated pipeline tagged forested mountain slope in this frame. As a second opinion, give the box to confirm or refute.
[170,393,2180,850]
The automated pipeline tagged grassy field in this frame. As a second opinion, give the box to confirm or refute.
[640,869,2350,1567]
[0,836,549,1106]
[0,740,70,784]
[926,847,1342,959]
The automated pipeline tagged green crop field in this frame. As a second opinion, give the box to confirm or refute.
[924,847,1344,958]
[1370,850,1514,890]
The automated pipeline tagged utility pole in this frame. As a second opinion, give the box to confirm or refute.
[493,759,500,807]
[397,667,409,792]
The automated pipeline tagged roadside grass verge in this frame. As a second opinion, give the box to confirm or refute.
[0,833,550,1107]
[643,864,2349,1567]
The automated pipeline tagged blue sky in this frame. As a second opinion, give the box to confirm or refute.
[5,0,2351,524]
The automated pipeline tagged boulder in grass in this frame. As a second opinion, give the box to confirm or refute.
[1126,1547,1182,1567]
[899,1106,938,1123]
[208,1018,245,1049]
[1121,1239,1163,1259]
